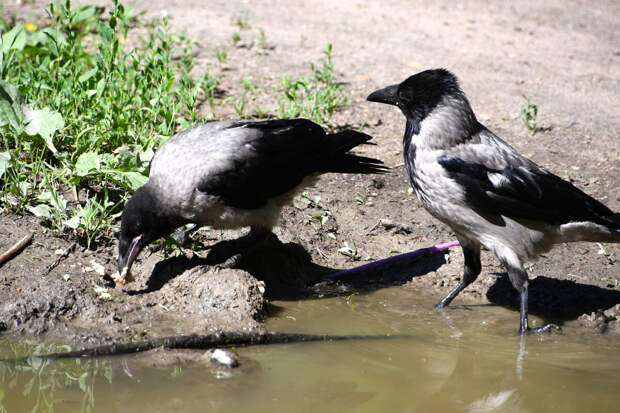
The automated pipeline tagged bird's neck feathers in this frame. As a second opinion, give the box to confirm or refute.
[405,94,478,151]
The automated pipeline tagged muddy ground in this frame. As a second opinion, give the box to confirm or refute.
[1,0,619,350]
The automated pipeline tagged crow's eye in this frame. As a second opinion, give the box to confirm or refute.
[397,90,410,102]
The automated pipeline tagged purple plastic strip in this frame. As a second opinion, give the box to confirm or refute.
[324,240,460,280]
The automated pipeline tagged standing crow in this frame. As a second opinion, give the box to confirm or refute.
[367,68,620,334]
[115,119,386,284]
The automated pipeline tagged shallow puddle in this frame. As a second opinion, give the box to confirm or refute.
[1,287,619,413]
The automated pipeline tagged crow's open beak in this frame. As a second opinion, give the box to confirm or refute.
[116,235,142,283]
[367,84,400,106]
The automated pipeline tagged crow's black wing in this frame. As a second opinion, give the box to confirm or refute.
[438,156,620,227]
[196,119,332,210]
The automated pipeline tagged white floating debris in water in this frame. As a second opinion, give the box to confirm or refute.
[203,348,239,368]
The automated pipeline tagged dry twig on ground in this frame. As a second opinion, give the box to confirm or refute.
[0,233,34,266]
[43,242,77,275]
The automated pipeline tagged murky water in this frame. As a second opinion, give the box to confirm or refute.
[1,287,619,413]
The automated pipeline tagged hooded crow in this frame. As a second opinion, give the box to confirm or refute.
[115,119,386,284]
[367,69,620,334]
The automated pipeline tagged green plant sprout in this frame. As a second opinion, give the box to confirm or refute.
[520,95,538,132]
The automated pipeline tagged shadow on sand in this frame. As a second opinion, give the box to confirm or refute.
[127,232,449,300]
[128,231,618,327]
[487,273,620,326]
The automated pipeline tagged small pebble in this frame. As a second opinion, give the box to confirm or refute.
[90,260,106,276]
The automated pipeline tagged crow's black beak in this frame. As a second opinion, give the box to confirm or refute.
[117,234,142,279]
[367,84,400,106]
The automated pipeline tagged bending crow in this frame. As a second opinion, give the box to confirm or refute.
[116,119,386,283]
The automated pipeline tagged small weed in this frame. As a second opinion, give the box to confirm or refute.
[200,68,220,118]
[241,76,257,94]
[257,27,267,49]
[520,95,538,132]
[344,292,358,305]
[251,104,271,118]
[231,11,250,30]
[234,93,247,118]
[234,77,258,118]
[311,210,331,226]
[338,241,361,261]
[231,31,241,46]
[300,191,322,208]
[74,191,119,247]
[597,243,615,264]
[277,44,348,126]
[601,277,620,288]
[215,45,227,65]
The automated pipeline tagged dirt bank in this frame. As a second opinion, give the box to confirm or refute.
[1,0,618,347]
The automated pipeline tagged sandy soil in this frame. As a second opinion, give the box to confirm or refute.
[1,0,619,347]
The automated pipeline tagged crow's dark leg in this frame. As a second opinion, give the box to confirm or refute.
[215,226,272,270]
[504,261,560,335]
[174,224,200,245]
[435,237,481,308]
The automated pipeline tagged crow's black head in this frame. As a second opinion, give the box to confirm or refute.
[117,185,179,278]
[367,69,463,123]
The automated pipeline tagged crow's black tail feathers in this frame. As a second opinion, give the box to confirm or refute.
[325,154,388,174]
[320,130,389,174]
[329,130,373,153]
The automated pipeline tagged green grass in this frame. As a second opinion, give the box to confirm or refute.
[277,43,348,126]
[231,10,250,30]
[520,94,538,132]
[0,1,351,247]
[230,31,241,46]
[0,0,215,246]
[257,28,267,49]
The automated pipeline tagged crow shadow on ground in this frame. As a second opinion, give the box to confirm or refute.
[487,273,620,326]
[128,231,449,300]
